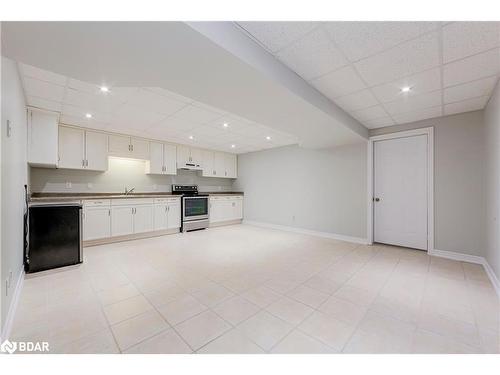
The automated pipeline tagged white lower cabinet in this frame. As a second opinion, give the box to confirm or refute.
[83,207,111,241]
[153,198,181,231]
[111,206,135,237]
[133,205,154,233]
[209,196,243,223]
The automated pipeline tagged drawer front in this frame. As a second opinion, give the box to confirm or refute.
[84,199,111,207]
[154,197,180,204]
[111,198,155,206]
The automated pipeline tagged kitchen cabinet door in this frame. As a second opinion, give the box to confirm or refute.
[58,126,85,169]
[153,204,168,231]
[111,206,134,237]
[214,152,226,177]
[28,108,59,167]
[134,205,154,233]
[108,134,131,157]
[131,138,149,160]
[202,150,215,177]
[190,147,203,166]
[225,153,237,178]
[233,198,243,220]
[177,145,190,167]
[164,144,177,175]
[84,207,111,240]
[85,131,108,171]
[148,141,164,175]
[167,201,181,229]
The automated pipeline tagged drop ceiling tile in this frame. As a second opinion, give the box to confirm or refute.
[334,89,378,111]
[371,68,441,103]
[363,116,395,129]
[155,116,199,133]
[26,96,62,112]
[444,76,498,104]
[23,77,65,102]
[19,63,67,86]
[190,125,227,138]
[350,105,388,122]
[60,114,108,130]
[354,32,440,86]
[127,89,188,116]
[444,96,490,115]
[443,48,500,87]
[237,22,319,53]
[383,90,442,115]
[443,22,500,63]
[67,78,102,94]
[325,21,440,62]
[276,27,348,80]
[230,123,269,137]
[169,104,223,126]
[143,87,193,104]
[62,104,112,124]
[111,105,166,129]
[310,66,366,99]
[64,88,123,114]
[392,106,442,124]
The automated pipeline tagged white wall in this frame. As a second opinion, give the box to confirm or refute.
[484,81,500,282]
[370,111,485,257]
[234,143,367,240]
[1,57,27,334]
[30,157,234,194]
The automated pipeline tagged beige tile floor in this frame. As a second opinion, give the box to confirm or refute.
[10,224,500,354]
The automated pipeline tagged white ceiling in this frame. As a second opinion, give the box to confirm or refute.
[19,63,299,154]
[238,21,500,128]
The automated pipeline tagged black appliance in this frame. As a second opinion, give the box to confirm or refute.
[25,202,83,273]
[172,185,209,232]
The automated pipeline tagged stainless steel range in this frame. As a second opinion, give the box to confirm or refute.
[172,185,209,232]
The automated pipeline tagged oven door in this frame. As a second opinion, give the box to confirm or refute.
[183,196,209,222]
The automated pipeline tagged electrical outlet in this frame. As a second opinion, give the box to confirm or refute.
[87,183,93,189]
[152,184,157,190]
[66,182,72,189]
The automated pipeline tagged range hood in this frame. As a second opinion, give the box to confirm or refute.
[178,162,203,171]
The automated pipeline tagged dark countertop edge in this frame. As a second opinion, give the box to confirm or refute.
[29,192,244,202]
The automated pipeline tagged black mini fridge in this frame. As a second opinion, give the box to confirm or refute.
[26,203,83,273]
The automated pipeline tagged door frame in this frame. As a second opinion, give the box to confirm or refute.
[367,126,434,252]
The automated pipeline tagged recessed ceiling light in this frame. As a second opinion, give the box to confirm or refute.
[100,86,109,93]
[266,136,271,141]
[189,135,194,140]
[231,144,235,148]
[85,113,92,119]
[401,86,412,93]
[223,123,229,128]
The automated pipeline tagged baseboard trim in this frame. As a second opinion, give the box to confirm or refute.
[0,268,24,342]
[430,248,500,298]
[429,248,485,264]
[242,220,369,245]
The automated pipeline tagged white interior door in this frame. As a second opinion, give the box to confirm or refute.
[374,134,428,250]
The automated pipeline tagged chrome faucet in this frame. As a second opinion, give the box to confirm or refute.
[124,187,135,195]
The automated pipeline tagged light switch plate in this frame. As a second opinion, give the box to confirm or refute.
[66,182,72,189]
[6,120,12,137]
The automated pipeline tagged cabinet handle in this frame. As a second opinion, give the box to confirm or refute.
[225,171,227,176]
[108,209,111,216]
[132,144,134,152]
[82,159,85,167]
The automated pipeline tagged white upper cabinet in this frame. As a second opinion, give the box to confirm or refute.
[214,152,226,177]
[28,108,59,168]
[147,141,164,175]
[85,131,108,171]
[146,141,177,175]
[58,125,108,171]
[176,145,203,168]
[164,144,177,175]
[58,126,85,169]
[131,138,149,160]
[108,134,149,160]
[225,153,237,178]
[108,134,131,156]
[202,150,215,177]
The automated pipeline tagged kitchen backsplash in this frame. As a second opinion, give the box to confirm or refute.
[30,157,236,193]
